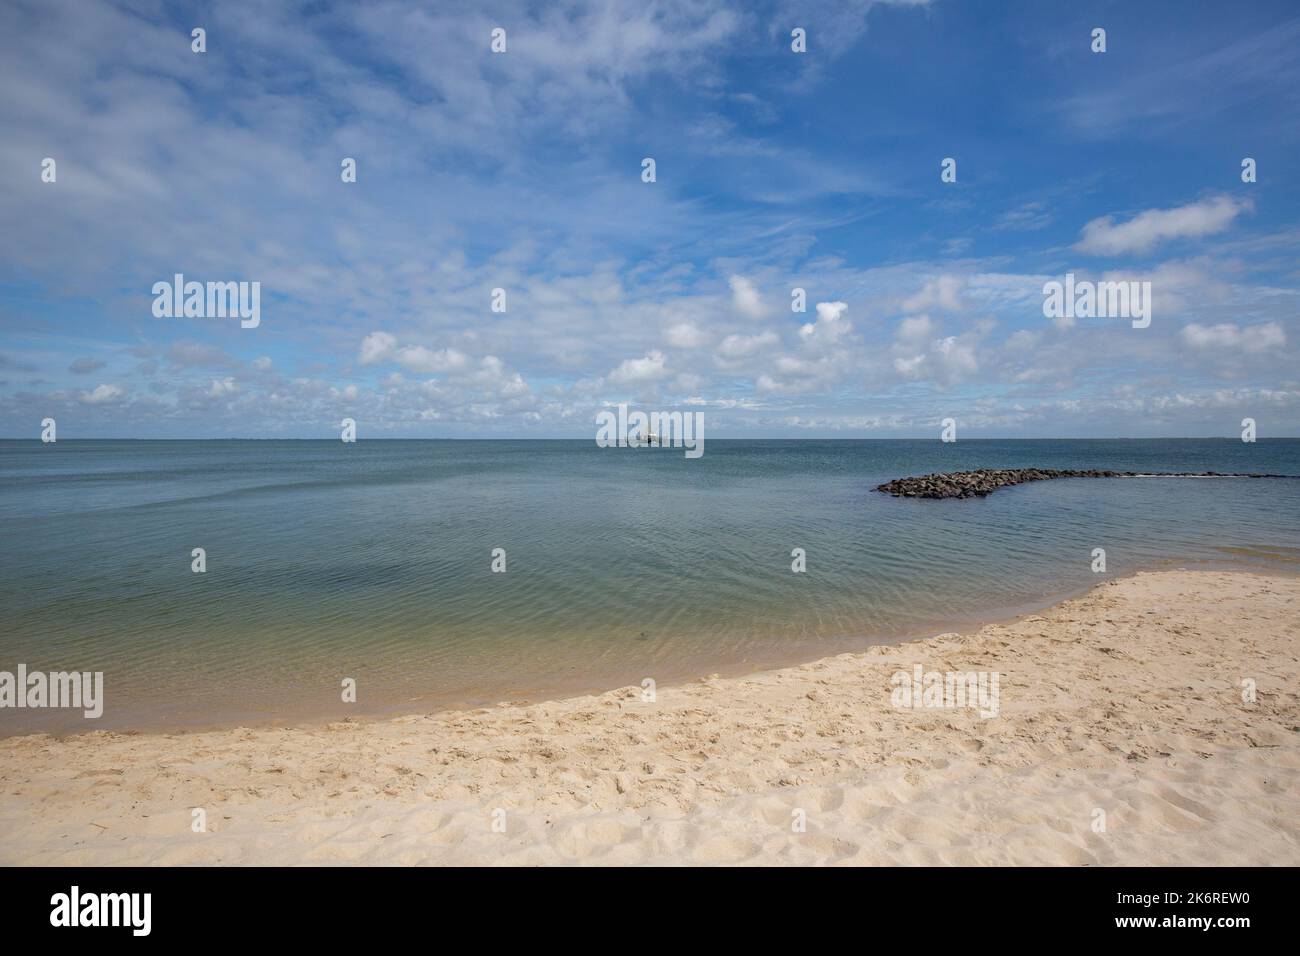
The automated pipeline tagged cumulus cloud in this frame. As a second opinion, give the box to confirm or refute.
[1181,321,1285,353]
[893,353,926,377]
[901,276,965,312]
[358,333,469,374]
[79,383,125,404]
[775,355,824,376]
[933,335,978,377]
[359,332,398,365]
[1075,196,1250,256]
[609,350,667,384]
[466,356,530,397]
[392,345,470,374]
[719,330,779,358]
[892,330,979,385]
[799,301,850,344]
[728,275,766,318]
[665,321,706,348]
[895,314,934,345]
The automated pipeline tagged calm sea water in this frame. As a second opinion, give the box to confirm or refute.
[2,438,1299,734]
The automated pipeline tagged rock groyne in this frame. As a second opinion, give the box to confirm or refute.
[875,468,1289,499]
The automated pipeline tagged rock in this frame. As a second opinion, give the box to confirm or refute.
[874,468,1291,500]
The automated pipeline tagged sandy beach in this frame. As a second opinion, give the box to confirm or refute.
[1,568,1297,866]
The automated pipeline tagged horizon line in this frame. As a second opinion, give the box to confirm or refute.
[5,436,1299,442]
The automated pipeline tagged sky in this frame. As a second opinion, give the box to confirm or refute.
[1,0,1298,438]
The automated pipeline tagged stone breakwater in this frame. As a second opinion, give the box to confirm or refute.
[875,468,1292,499]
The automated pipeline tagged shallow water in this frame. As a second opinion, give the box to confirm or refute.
[2,438,1298,734]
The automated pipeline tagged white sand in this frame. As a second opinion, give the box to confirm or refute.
[1,569,1297,865]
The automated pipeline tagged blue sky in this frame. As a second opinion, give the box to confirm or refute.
[1,0,1298,437]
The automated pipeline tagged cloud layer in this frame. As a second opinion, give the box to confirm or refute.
[1,0,1298,437]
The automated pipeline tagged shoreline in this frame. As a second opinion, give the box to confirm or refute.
[1,567,1297,865]
[5,556,1296,741]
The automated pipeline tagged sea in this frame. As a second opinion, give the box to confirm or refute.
[2,438,1298,734]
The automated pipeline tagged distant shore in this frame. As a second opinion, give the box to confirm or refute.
[2,568,1296,865]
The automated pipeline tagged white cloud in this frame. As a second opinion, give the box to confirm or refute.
[392,345,470,374]
[815,300,847,323]
[79,383,125,405]
[728,275,766,318]
[934,335,978,377]
[775,355,822,376]
[665,321,706,348]
[891,330,980,384]
[799,301,850,344]
[901,275,965,312]
[359,332,397,365]
[892,354,926,377]
[609,350,667,384]
[895,314,934,345]
[359,333,470,374]
[1181,321,1285,353]
[718,330,779,358]
[208,377,239,397]
[1075,196,1250,255]
[467,356,530,397]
